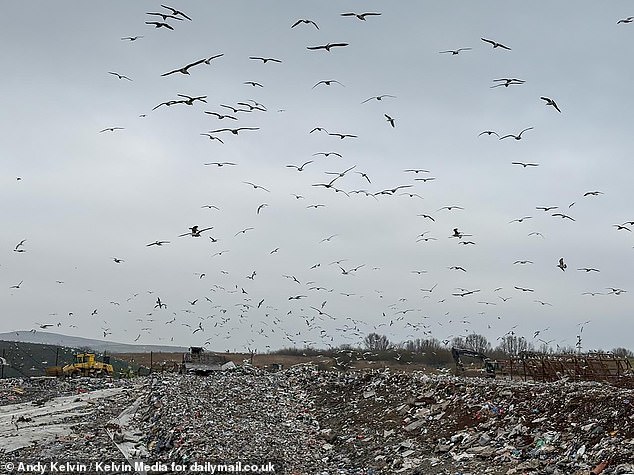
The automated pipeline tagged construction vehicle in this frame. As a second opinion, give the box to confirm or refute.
[58,353,114,377]
[181,347,229,375]
[451,347,500,378]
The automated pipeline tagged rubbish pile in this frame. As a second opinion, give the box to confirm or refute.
[1,367,633,475]
[295,368,634,474]
[1,377,141,460]
[135,369,336,473]
[0,376,128,407]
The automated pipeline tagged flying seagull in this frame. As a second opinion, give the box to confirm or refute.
[243,181,270,192]
[286,161,313,171]
[200,134,224,143]
[204,161,236,167]
[204,53,224,64]
[499,127,534,140]
[307,43,349,52]
[161,58,206,76]
[249,56,282,63]
[491,78,525,88]
[10,280,23,289]
[147,240,170,246]
[478,130,499,137]
[108,72,132,81]
[146,12,184,22]
[481,37,511,50]
[439,48,471,55]
[313,152,342,158]
[341,12,382,21]
[160,4,192,21]
[14,239,26,252]
[209,127,259,135]
[145,21,175,30]
[540,96,561,112]
[313,80,345,88]
[362,94,396,104]
[291,19,319,29]
[204,111,238,120]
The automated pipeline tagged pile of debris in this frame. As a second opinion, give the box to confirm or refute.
[135,369,337,473]
[1,377,141,460]
[0,376,126,407]
[296,368,634,474]
[1,367,633,474]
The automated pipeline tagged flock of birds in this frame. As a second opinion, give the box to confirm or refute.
[5,4,634,356]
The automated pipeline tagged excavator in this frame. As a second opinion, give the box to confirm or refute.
[451,347,500,378]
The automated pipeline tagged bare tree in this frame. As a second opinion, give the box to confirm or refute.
[612,347,633,358]
[496,335,532,356]
[364,333,391,351]
[451,336,466,348]
[464,333,492,353]
[402,338,442,353]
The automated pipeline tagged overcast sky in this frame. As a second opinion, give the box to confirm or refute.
[2,2,634,353]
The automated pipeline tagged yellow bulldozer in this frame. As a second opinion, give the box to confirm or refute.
[47,353,114,377]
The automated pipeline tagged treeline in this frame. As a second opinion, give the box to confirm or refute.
[271,332,633,368]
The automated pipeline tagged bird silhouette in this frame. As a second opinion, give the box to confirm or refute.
[145,21,174,30]
[204,111,238,120]
[540,96,561,112]
[160,4,192,21]
[362,94,396,104]
[161,58,206,76]
[146,12,184,22]
[552,213,575,221]
[307,43,349,52]
[210,127,259,135]
[499,127,534,140]
[243,181,270,192]
[291,19,319,29]
[204,161,236,167]
[200,134,224,143]
[491,78,525,88]
[313,80,344,88]
[286,160,313,171]
[341,12,382,20]
[481,37,511,50]
[108,72,132,81]
[249,56,282,63]
[147,240,170,247]
[439,48,471,55]
[204,53,224,64]
[478,130,500,137]
[235,227,255,237]
[328,132,357,139]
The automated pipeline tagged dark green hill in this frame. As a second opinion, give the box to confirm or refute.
[0,340,138,379]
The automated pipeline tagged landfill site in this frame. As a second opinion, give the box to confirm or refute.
[1,356,634,475]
